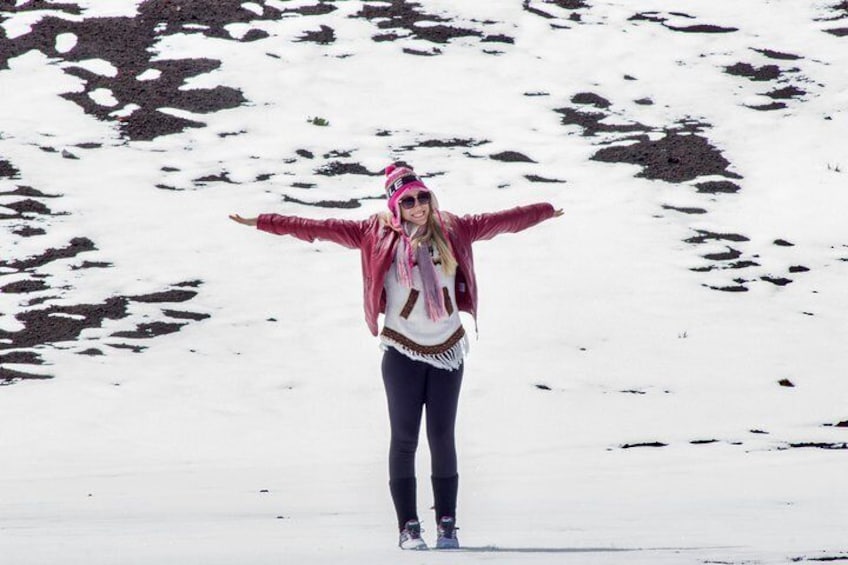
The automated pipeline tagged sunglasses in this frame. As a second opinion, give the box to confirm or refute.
[399,191,431,209]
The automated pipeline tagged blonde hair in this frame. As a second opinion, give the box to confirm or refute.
[381,200,457,276]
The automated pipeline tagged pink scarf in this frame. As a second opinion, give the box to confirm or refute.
[395,224,448,322]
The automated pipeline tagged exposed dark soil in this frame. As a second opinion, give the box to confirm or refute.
[685,230,749,245]
[525,175,566,183]
[765,86,806,100]
[315,162,380,177]
[282,194,362,209]
[753,48,802,60]
[400,139,490,151]
[490,151,536,163]
[695,180,741,194]
[621,442,668,449]
[571,92,611,108]
[352,1,483,44]
[1,150,208,382]
[629,12,737,33]
[0,238,96,271]
[724,63,783,81]
[297,25,336,44]
[592,129,740,184]
[0,0,295,140]
[555,106,646,137]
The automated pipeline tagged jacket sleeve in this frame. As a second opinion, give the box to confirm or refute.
[256,213,368,250]
[456,203,556,243]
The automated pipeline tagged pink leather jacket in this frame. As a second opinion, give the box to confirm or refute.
[256,203,556,335]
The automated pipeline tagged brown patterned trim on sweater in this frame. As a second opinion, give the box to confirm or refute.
[442,287,454,315]
[412,258,442,267]
[400,289,419,319]
[381,326,466,356]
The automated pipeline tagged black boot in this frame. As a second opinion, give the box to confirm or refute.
[389,477,418,531]
[431,474,458,524]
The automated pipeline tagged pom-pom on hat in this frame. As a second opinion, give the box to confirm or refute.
[385,164,429,213]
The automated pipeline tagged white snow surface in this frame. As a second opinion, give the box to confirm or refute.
[1,1,847,564]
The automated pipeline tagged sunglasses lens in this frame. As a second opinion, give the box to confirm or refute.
[399,192,430,210]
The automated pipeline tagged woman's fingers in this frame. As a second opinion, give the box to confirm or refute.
[229,214,257,226]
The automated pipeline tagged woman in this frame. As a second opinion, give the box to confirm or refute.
[230,164,562,550]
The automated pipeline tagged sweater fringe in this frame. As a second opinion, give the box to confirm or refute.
[380,332,468,372]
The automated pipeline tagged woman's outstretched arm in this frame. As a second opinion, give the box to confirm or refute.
[229,213,368,250]
[230,214,257,227]
[454,203,562,243]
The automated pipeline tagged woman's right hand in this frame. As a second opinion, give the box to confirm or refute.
[229,214,257,227]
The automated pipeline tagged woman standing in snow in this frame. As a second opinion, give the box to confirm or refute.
[230,164,562,550]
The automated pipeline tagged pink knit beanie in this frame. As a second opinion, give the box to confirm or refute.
[384,164,429,214]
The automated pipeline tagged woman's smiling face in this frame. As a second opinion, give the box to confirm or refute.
[399,191,431,226]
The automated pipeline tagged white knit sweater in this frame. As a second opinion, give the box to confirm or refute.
[380,246,468,371]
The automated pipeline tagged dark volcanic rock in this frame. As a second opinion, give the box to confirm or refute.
[725,62,782,81]
[282,194,362,209]
[685,230,749,245]
[0,237,96,271]
[592,129,741,184]
[0,159,21,179]
[0,297,129,350]
[762,276,792,286]
[753,48,802,60]
[4,199,55,216]
[525,175,566,183]
[162,309,211,321]
[703,247,742,261]
[707,283,749,292]
[0,0,289,140]
[403,138,490,150]
[629,12,737,33]
[571,92,611,108]
[315,162,379,176]
[621,442,668,449]
[0,351,44,365]
[662,204,707,215]
[764,86,806,99]
[490,151,536,163]
[482,34,514,44]
[1,367,53,382]
[787,442,848,450]
[353,1,483,45]
[112,322,187,339]
[297,25,336,44]
[665,23,738,33]
[1,279,50,294]
[12,226,47,237]
[129,289,198,303]
[695,180,741,194]
[555,107,645,137]
[747,101,787,111]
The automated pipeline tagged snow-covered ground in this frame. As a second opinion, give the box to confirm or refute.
[1,1,847,563]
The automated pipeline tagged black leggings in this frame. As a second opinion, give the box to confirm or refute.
[381,346,463,528]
